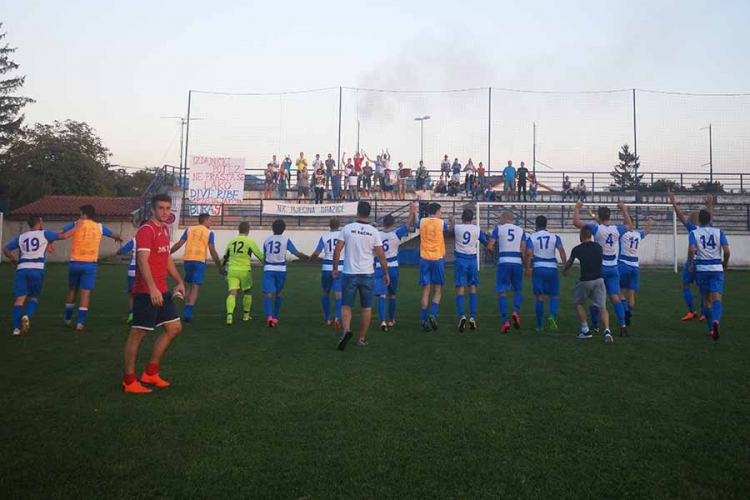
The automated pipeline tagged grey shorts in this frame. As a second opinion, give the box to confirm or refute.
[573,278,606,309]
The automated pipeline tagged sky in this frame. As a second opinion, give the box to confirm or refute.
[4,0,750,178]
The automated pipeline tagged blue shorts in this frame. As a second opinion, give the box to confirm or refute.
[68,261,98,290]
[321,271,342,293]
[495,264,523,293]
[342,273,374,308]
[618,264,640,291]
[374,267,399,296]
[682,259,696,285]
[184,261,207,285]
[697,271,724,294]
[419,258,445,286]
[532,267,559,296]
[132,292,180,331]
[262,270,287,294]
[14,269,45,298]
[602,265,620,295]
[454,257,479,288]
[127,276,135,294]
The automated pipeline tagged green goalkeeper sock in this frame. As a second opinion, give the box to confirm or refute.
[226,295,236,316]
[243,295,252,315]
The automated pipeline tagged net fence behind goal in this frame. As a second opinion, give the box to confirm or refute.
[474,202,677,272]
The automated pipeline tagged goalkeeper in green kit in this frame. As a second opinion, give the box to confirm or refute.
[223,221,264,325]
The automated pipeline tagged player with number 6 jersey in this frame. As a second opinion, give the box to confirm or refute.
[574,201,633,337]
[262,219,309,328]
[525,215,566,333]
[449,208,488,332]
[618,219,653,326]
[223,222,264,325]
[688,209,730,341]
[308,217,346,328]
[486,211,528,333]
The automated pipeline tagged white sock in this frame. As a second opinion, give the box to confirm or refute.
[581,322,589,333]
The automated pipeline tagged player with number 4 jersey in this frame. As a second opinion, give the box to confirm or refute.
[574,201,633,337]
[308,218,345,329]
[486,211,528,333]
[688,210,730,341]
[525,216,566,333]
[618,219,653,326]
[449,208,488,332]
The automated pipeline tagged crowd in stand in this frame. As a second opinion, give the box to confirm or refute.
[261,151,588,204]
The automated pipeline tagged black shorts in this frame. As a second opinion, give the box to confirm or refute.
[132,292,180,331]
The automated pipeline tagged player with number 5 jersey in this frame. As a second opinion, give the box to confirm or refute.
[4,216,76,336]
[525,215,566,333]
[574,201,633,337]
[449,208,488,332]
[308,217,346,329]
[262,219,309,328]
[688,209,730,341]
[486,211,528,333]
[618,219,653,326]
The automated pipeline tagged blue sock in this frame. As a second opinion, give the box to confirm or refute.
[64,303,75,322]
[335,297,342,319]
[590,306,600,328]
[263,296,272,317]
[703,306,714,333]
[421,308,428,322]
[469,293,478,317]
[378,297,386,321]
[430,301,439,317]
[456,294,465,316]
[26,300,39,318]
[13,305,23,329]
[498,295,508,322]
[614,301,626,326]
[683,288,695,312]
[712,300,723,323]
[388,298,396,321]
[184,304,194,321]
[77,308,88,326]
[535,300,544,329]
[513,290,523,313]
[273,296,283,318]
[550,297,559,318]
[321,295,331,321]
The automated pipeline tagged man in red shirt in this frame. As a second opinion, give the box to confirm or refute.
[123,193,186,394]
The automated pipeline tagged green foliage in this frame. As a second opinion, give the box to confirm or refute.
[112,166,162,197]
[644,178,687,192]
[691,180,725,193]
[610,143,643,190]
[0,24,35,149]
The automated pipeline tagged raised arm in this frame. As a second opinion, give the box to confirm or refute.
[406,202,417,229]
[643,218,654,236]
[668,189,688,226]
[573,200,586,229]
[618,202,633,231]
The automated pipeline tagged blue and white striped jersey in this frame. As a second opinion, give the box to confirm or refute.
[5,230,60,271]
[263,234,298,272]
[527,230,562,269]
[618,230,646,268]
[689,226,728,272]
[376,224,408,268]
[119,238,137,277]
[315,230,343,272]
[453,224,487,260]
[490,223,527,266]
[587,223,627,267]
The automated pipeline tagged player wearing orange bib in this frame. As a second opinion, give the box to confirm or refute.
[418,202,449,331]
[169,213,224,322]
[61,205,122,331]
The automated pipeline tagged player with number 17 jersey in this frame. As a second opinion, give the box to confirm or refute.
[526,216,565,332]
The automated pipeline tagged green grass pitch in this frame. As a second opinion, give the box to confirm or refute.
[1,263,749,499]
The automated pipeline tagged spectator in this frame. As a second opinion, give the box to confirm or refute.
[270,155,280,189]
[278,167,288,199]
[464,159,476,196]
[516,161,529,201]
[503,160,516,201]
[562,175,573,201]
[398,162,409,200]
[363,151,383,196]
[441,155,451,177]
[331,162,343,201]
[435,176,447,194]
[415,160,429,191]
[416,184,432,219]
[529,174,538,201]
[452,158,462,179]
[314,166,326,204]
[297,168,310,203]
[295,152,307,181]
[477,162,486,190]
[313,153,322,173]
[354,152,363,175]
[263,162,274,199]
[325,153,335,190]
[282,155,292,181]
[381,167,393,199]
[347,164,359,200]
[576,179,587,202]
[362,161,373,198]
[448,177,460,197]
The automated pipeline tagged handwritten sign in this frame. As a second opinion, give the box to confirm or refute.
[188,205,223,216]
[188,156,245,205]
[262,201,358,217]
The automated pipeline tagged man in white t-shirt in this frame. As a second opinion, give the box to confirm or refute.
[333,201,389,350]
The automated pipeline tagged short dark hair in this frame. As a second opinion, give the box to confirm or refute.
[535,215,547,229]
[357,201,371,218]
[428,202,441,215]
[272,218,286,235]
[198,213,211,224]
[461,209,474,223]
[239,221,250,233]
[151,193,172,207]
[383,214,395,227]
[80,205,96,219]
[698,209,711,225]
[27,214,42,228]
[329,217,340,230]
[597,206,611,222]
[580,225,593,240]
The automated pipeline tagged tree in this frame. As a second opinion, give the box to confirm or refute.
[0,120,114,209]
[112,166,161,197]
[610,143,643,190]
[0,24,35,149]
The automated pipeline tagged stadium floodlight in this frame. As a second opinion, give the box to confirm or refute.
[700,124,713,184]
[162,116,204,186]
[414,115,431,163]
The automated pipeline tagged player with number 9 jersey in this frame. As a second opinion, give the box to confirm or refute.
[451,208,488,331]
[487,212,528,332]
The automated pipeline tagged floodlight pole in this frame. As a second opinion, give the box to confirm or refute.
[182,90,193,227]
[701,124,713,184]
[632,89,639,199]
[414,115,430,163]
[532,122,537,176]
